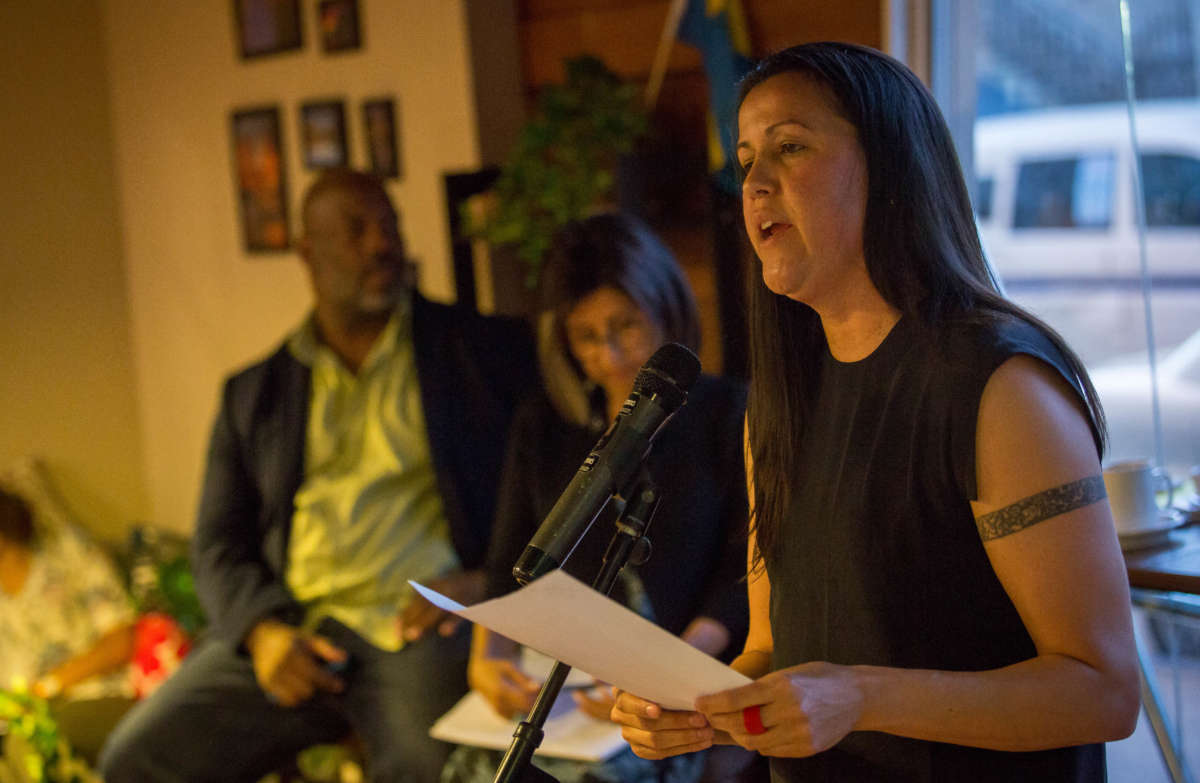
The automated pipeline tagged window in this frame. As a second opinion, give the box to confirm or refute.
[950,0,1200,480]
[1141,153,1200,227]
[1013,156,1114,229]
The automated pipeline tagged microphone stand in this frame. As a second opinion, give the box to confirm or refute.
[491,470,661,783]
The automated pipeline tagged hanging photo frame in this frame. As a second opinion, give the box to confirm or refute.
[230,105,290,252]
[233,0,303,60]
[318,0,362,53]
[363,97,400,179]
[300,100,348,169]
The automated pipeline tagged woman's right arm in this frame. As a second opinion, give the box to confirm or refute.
[729,544,773,680]
[728,415,773,680]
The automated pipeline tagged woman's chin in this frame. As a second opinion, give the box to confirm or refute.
[757,255,801,294]
[762,273,804,301]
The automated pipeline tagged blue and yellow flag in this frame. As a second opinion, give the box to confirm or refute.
[677,0,755,193]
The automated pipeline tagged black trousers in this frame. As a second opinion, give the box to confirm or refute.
[98,618,469,783]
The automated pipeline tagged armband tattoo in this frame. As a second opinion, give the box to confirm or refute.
[975,475,1107,541]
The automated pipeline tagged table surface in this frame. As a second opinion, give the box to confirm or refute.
[1123,520,1200,596]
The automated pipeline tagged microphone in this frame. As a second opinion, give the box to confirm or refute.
[512,343,701,585]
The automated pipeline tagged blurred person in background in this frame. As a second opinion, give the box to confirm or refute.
[446,212,755,783]
[99,169,535,783]
[0,486,137,764]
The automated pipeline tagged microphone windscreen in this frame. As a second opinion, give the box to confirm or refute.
[634,343,701,409]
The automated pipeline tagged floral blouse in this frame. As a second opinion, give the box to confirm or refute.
[0,521,133,700]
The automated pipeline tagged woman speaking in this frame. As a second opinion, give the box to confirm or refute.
[610,42,1138,782]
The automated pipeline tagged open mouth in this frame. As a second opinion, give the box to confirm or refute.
[758,220,792,241]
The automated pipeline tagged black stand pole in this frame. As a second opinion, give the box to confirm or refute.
[491,474,661,783]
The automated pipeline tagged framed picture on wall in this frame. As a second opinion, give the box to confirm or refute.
[318,0,361,53]
[299,100,348,169]
[231,106,290,252]
[233,0,303,60]
[363,98,400,179]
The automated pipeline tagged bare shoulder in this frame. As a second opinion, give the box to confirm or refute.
[971,355,1104,535]
[979,354,1092,439]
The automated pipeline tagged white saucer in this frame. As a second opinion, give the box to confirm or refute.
[1118,508,1186,551]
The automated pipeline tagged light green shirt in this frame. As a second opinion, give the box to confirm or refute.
[285,296,460,651]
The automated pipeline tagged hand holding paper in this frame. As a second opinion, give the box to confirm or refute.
[410,569,750,712]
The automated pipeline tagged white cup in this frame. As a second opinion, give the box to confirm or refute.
[1103,459,1174,533]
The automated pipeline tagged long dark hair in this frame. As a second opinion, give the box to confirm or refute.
[537,211,701,426]
[741,43,1107,567]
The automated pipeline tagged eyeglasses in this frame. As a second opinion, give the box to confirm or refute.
[567,315,657,356]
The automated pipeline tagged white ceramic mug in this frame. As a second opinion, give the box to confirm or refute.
[1103,459,1174,533]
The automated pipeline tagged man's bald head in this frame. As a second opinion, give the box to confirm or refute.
[301,168,395,235]
[297,168,408,326]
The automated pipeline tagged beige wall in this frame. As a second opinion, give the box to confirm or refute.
[0,0,148,540]
[100,0,488,533]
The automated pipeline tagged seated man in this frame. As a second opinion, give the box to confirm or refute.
[99,169,535,783]
[0,486,137,764]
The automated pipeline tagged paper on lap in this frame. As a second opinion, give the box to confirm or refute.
[430,690,627,761]
[410,570,750,711]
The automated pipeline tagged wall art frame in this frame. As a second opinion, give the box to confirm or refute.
[363,97,400,179]
[233,0,303,60]
[230,105,290,252]
[299,99,348,170]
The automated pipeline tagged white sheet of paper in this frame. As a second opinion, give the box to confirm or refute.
[430,690,627,762]
[410,570,750,711]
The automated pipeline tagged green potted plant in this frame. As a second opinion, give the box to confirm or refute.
[463,55,649,289]
[0,687,100,783]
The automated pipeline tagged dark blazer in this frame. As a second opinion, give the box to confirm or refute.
[190,294,536,647]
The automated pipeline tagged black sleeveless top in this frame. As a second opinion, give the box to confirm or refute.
[766,314,1105,783]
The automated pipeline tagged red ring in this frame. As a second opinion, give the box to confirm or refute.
[742,704,765,735]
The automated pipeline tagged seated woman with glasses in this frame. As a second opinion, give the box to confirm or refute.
[442,212,753,783]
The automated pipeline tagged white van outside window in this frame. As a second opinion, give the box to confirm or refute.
[976,100,1199,289]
